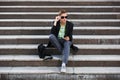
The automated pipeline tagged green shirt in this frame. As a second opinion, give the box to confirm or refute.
[58,25,66,39]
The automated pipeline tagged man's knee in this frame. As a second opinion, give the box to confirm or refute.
[49,34,56,40]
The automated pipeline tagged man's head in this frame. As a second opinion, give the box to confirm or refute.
[58,9,68,24]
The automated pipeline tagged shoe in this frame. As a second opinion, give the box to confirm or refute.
[61,63,66,73]
[43,56,53,60]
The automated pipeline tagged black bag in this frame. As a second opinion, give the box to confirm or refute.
[38,43,46,58]
[38,43,53,60]
[71,45,79,52]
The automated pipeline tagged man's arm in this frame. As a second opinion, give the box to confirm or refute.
[53,16,60,26]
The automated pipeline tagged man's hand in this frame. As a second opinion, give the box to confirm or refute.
[64,36,70,41]
[54,16,60,26]
[55,16,60,22]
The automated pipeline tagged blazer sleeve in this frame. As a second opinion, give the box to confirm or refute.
[70,23,74,41]
[65,22,74,41]
[50,21,57,35]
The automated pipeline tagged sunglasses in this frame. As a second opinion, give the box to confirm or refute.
[61,16,68,19]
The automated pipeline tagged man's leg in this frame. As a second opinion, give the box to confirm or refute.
[49,34,62,52]
[61,41,72,73]
[62,41,72,64]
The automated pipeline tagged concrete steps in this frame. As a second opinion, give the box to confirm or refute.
[0,67,120,74]
[0,17,120,26]
[0,19,120,26]
[0,44,120,55]
[0,35,120,44]
[0,1,120,6]
[1,13,119,19]
[0,55,120,67]
[0,27,120,35]
[0,0,120,79]
[0,4,120,13]
[0,67,120,80]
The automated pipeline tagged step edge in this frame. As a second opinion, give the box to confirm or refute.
[0,44,120,49]
[0,55,120,61]
[0,67,120,74]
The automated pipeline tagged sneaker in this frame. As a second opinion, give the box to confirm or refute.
[61,63,66,73]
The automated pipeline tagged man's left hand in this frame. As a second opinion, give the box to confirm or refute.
[64,36,70,41]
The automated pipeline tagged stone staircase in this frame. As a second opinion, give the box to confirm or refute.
[0,0,120,80]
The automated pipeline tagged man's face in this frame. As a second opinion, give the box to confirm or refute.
[60,13,68,24]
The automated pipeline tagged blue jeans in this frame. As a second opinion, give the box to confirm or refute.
[49,34,72,64]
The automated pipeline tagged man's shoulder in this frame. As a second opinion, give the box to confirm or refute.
[67,21,74,26]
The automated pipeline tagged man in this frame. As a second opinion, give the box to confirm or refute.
[49,9,74,73]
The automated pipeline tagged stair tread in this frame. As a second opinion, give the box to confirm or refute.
[0,55,120,61]
[0,6,120,8]
[0,19,120,22]
[0,44,120,49]
[0,35,120,39]
[1,0,120,2]
[0,67,120,74]
[0,27,120,30]
[1,12,120,15]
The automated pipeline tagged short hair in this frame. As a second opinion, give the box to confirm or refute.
[58,9,67,16]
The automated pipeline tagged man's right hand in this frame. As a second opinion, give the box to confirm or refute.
[54,16,60,26]
[55,16,60,22]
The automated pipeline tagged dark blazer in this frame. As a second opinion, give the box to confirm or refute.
[51,20,73,41]
[47,20,78,51]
